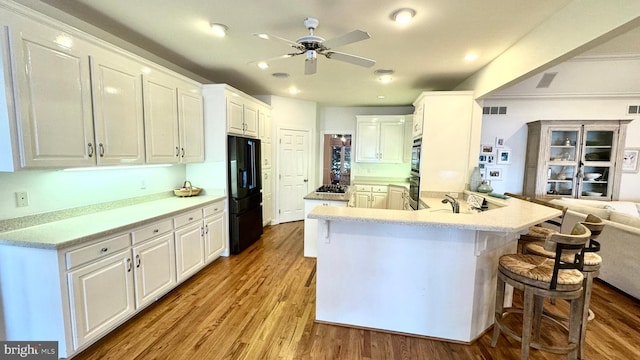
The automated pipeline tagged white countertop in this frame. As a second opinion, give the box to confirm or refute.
[0,194,226,250]
[308,191,560,232]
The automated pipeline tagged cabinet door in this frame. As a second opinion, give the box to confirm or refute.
[11,26,95,168]
[227,97,245,135]
[90,52,145,165]
[178,87,204,163]
[132,233,176,308]
[204,213,226,263]
[263,169,273,196]
[143,73,179,163]
[68,250,135,350]
[371,192,388,209]
[388,187,405,210]
[413,102,424,138]
[259,109,272,143]
[262,141,272,169]
[579,125,619,200]
[174,222,205,282]
[356,122,379,162]
[545,126,581,197]
[243,102,259,137]
[379,121,405,163]
[355,192,371,208]
[263,193,273,226]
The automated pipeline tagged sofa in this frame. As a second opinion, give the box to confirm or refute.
[549,198,640,300]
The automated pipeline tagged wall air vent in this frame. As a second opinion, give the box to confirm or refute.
[482,106,507,115]
[536,72,558,88]
[628,105,640,115]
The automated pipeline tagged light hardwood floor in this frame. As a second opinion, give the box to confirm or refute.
[73,221,640,359]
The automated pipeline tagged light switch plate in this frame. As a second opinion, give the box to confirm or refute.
[16,191,29,207]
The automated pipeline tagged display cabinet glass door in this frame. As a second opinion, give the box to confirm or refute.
[546,128,580,197]
[578,127,618,199]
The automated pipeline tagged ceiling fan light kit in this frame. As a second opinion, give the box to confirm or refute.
[253,17,375,75]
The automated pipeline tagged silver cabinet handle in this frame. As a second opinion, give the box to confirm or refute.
[88,143,94,158]
[181,147,185,158]
[99,143,104,157]
[100,247,109,253]
[135,254,141,268]
[188,217,194,221]
[153,229,159,233]
[175,146,180,157]
[205,225,209,234]
[126,258,132,272]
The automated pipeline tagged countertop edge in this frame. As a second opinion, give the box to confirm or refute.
[0,195,226,250]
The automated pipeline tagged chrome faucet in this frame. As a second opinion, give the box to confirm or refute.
[441,194,460,213]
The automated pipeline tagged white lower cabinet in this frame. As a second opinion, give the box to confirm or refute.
[388,185,408,210]
[354,185,388,209]
[203,201,226,263]
[68,247,135,350]
[132,232,176,307]
[174,210,205,282]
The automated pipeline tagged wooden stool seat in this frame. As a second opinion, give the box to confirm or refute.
[499,254,583,290]
[492,223,592,360]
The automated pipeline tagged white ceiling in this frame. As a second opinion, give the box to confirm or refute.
[20,0,640,106]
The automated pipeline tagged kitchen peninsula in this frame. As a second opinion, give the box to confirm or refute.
[308,193,560,343]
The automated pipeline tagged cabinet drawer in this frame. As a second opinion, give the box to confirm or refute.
[354,185,372,192]
[131,219,173,245]
[66,233,131,270]
[174,209,202,228]
[372,185,388,193]
[203,201,224,218]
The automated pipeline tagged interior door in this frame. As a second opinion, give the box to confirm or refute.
[279,129,309,223]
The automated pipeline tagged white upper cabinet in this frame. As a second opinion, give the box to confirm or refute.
[90,50,145,165]
[143,71,204,164]
[226,92,259,138]
[8,20,95,168]
[412,102,424,139]
[258,107,272,143]
[177,85,205,163]
[0,4,204,170]
[355,115,406,163]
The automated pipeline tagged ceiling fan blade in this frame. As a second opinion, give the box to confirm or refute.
[325,51,376,68]
[305,57,317,75]
[322,30,371,50]
[253,33,304,51]
[248,53,299,65]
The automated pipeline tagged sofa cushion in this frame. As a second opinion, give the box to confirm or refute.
[609,212,640,229]
[549,199,611,220]
[607,202,640,217]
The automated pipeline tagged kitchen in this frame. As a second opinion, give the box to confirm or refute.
[1,0,640,359]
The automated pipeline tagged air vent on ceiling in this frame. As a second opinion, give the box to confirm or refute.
[482,106,507,115]
[628,105,640,115]
[536,72,558,88]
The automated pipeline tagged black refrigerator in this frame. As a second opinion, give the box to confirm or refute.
[228,135,263,254]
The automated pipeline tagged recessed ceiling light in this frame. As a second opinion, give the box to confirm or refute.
[392,8,416,25]
[379,76,392,83]
[257,62,269,69]
[210,23,228,37]
[377,95,386,99]
[289,88,300,95]
[374,69,394,83]
[465,53,479,61]
[255,33,270,40]
[272,72,289,79]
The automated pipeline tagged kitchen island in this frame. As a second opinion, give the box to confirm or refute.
[307,192,560,343]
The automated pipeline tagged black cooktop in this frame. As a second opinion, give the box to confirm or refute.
[315,184,348,193]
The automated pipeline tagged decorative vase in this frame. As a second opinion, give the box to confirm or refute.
[477,180,493,193]
[470,167,482,192]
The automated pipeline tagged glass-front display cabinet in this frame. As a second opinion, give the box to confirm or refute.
[523,120,631,201]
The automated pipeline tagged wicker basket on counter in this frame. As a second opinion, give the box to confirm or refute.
[173,181,202,197]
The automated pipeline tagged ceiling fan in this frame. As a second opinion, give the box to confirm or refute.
[253,17,375,75]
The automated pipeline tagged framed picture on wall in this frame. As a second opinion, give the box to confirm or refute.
[479,154,488,163]
[481,144,494,154]
[497,149,511,164]
[622,148,640,173]
[486,154,495,164]
[495,137,505,148]
[487,166,503,180]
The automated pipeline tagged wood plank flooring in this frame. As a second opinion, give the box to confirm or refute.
[73,221,640,359]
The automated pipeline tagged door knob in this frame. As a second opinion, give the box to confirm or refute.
[303,179,308,182]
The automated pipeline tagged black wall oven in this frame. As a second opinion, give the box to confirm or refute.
[411,138,421,177]
[409,175,420,210]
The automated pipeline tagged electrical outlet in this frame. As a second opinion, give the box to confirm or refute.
[16,191,29,207]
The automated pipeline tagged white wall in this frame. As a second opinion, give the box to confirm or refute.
[0,165,186,220]
[318,106,413,183]
[481,96,640,200]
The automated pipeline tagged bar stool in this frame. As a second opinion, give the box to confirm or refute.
[523,214,604,359]
[491,222,591,360]
[516,198,568,253]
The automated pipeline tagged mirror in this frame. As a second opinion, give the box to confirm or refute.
[323,134,351,185]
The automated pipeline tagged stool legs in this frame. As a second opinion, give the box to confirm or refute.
[521,288,535,360]
[579,272,597,359]
[491,275,505,347]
